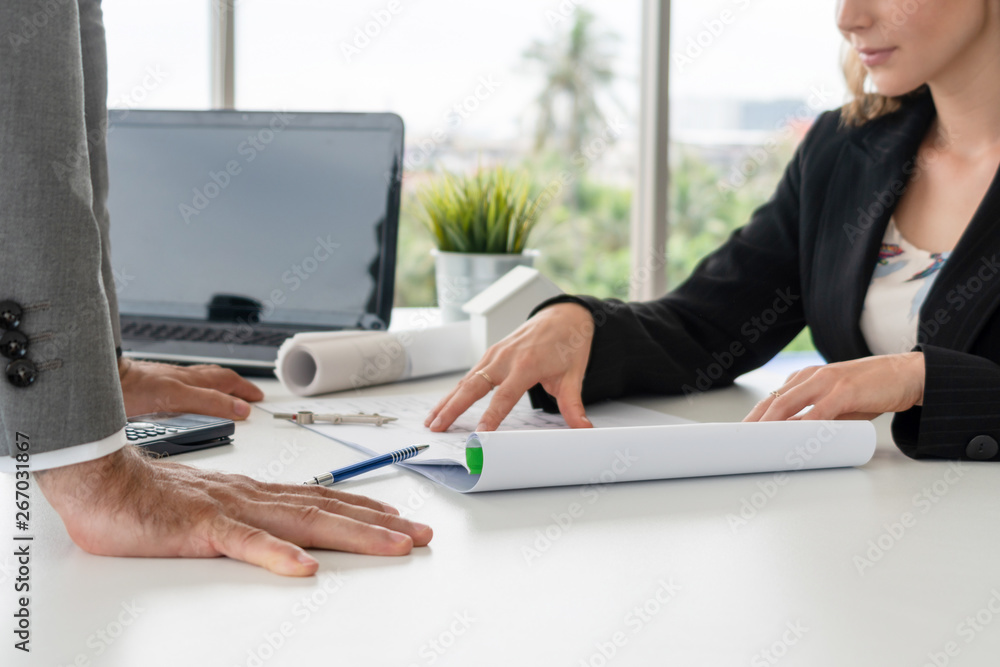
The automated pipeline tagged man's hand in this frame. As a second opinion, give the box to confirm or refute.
[425,302,596,432]
[35,447,433,576]
[118,358,264,420]
[742,352,925,422]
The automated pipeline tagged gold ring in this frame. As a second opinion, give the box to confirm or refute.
[475,370,496,391]
[770,390,782,399]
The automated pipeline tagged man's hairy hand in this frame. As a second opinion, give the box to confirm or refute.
[35,447,433,576]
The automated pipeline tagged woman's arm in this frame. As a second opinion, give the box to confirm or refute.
[893,345,1000,460]
[428,110,848,431]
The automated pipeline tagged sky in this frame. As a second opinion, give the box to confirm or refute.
[102,0,850,140]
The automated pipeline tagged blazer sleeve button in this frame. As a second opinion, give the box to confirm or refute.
[0,301,22,330]
[966,435,999,460]
[5,359,37,388]
[0,330,28,359]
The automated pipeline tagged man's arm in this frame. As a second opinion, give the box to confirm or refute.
[1,1,432,573]
[0,0,126,457]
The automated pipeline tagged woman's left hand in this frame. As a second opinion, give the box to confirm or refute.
[742,352,925,422]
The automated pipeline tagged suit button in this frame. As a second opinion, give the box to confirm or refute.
[5,359,36,388]
[0,301,22,330]
[0,330,28,359]
[966,435,999,460]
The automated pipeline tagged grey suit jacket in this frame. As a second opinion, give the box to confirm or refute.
[0,0,126,458]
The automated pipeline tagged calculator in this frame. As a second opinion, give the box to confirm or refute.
[126,413,235,457]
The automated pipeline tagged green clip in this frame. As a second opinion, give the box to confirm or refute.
[466,445,483,475]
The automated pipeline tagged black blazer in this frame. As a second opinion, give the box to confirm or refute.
[529,90,1000,462]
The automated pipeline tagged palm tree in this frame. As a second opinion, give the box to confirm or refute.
[523,9,620,157]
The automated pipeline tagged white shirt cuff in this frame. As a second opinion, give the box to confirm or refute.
[0,428,128,473]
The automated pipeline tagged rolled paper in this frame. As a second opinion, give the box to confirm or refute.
[275,322,473,396]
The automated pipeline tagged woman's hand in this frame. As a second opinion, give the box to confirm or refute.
[425,302,596,432]
[742,352,925,422]
[36,447,433,576]
[118,358,264,420]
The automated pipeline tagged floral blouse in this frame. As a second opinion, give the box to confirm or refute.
[860,217,951,356]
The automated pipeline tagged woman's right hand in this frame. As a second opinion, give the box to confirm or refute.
[424,302,596,432]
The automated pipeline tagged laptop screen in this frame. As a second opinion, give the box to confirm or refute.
[106,109,402,330]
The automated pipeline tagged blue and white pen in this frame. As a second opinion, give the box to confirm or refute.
[304,444,429,486]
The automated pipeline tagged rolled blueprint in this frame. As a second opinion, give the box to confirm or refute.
[275,322,473,396]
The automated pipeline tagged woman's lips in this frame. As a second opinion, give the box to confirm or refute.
[858,47,896,67]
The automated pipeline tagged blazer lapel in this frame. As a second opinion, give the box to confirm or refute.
[810,93,936,361]
[919,160,1000,351]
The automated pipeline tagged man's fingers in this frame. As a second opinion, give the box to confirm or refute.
[206,514,319,577]
[160,380,252,420]
[427,370,495,432]
[237,502,414,556]
[261,482,400,515]
[271,493,432,546]
[184,364,264,402]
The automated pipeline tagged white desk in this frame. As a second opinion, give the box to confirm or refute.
[4,368,1000,667]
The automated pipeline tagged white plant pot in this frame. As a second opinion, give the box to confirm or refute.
[433,249,539,322]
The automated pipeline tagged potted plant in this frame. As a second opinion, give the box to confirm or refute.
[417,165,545,321]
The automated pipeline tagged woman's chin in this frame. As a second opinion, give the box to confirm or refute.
[869,74,927,99]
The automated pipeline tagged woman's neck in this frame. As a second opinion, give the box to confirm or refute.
[926,18,1000,157]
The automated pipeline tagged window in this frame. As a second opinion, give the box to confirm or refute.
[235,0,643,306]
[101,0,846,344]
[668,0,847,351]
[103,0,211,109]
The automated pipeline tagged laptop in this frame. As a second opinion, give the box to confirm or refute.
[105,109,403,375]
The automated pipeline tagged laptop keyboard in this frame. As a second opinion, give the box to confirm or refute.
[121,321,293,347]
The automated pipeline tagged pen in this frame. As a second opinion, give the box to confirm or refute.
[303,444,429,486]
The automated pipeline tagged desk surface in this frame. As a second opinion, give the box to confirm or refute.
[3,367,999,667]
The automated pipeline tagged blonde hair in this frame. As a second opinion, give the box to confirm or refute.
[840,47,926,126]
